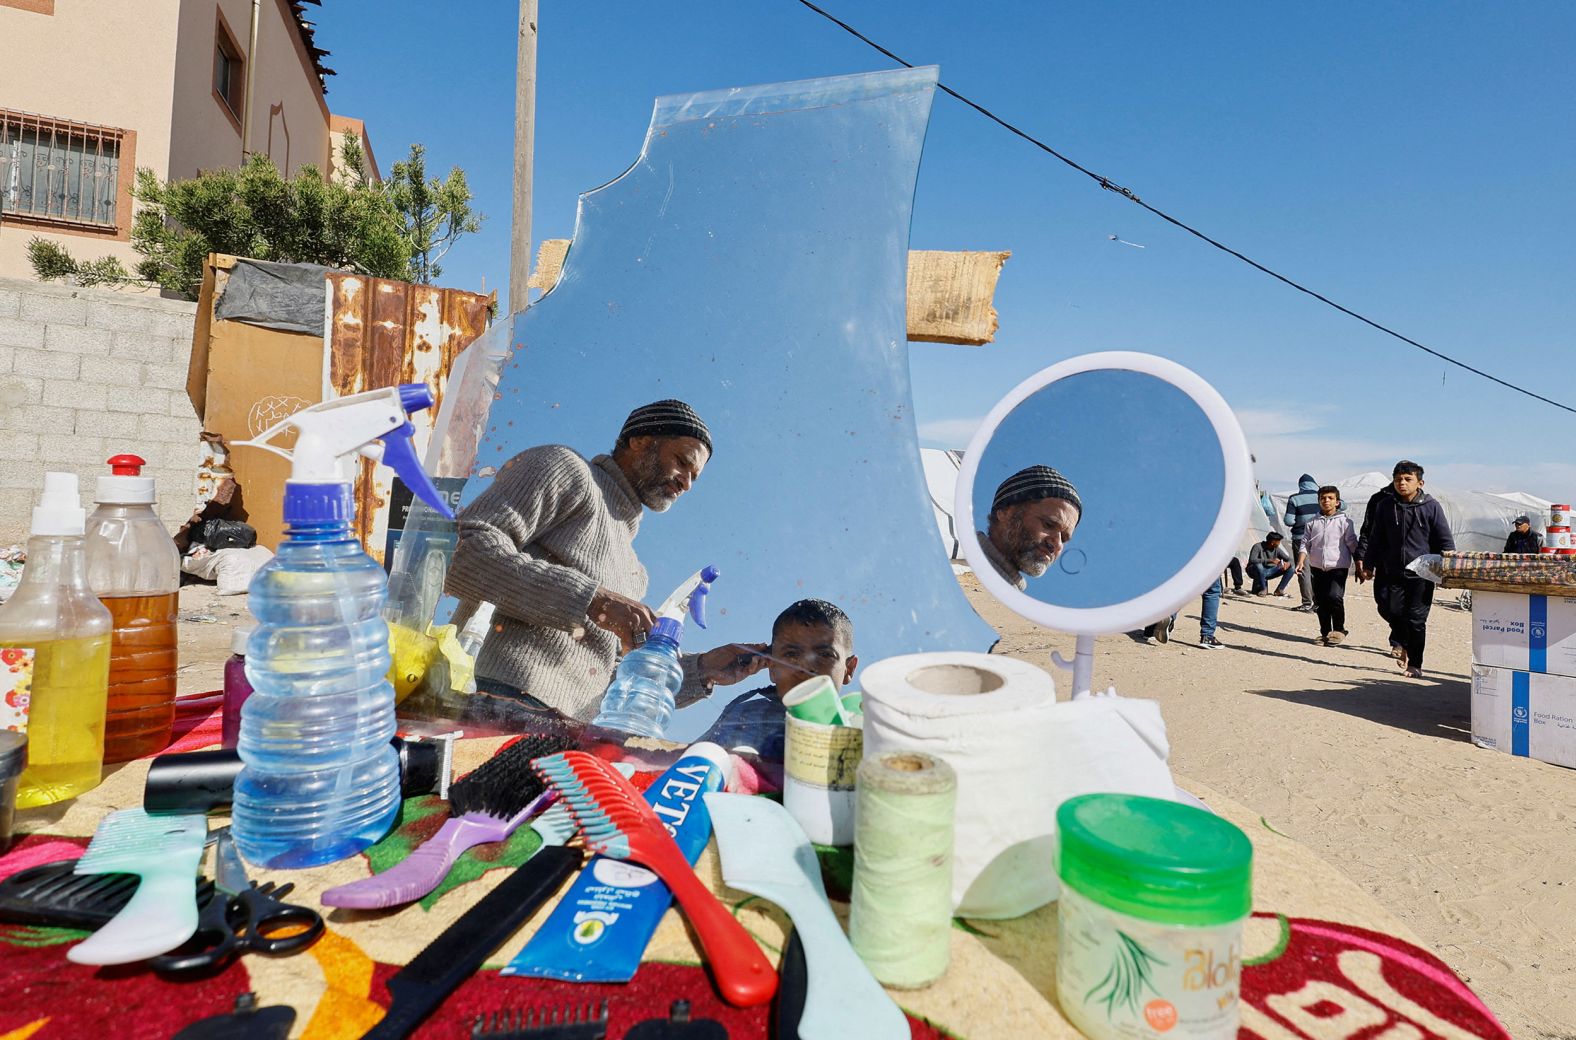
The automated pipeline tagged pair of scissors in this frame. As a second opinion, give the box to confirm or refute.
[152,828,325,973]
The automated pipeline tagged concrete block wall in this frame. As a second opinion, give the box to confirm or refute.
[0,277,204,543]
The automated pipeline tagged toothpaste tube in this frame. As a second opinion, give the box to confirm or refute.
[502,741,731,982]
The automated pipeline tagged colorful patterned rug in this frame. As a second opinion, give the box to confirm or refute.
[0,699,1513,1039]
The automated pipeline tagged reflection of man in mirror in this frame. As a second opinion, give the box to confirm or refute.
[979,465,1082,590]
[447,399,768,720]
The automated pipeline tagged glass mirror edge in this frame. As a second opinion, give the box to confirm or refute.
[955,351,1255,636]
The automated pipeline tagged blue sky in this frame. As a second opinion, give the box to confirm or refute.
[313,1,1575,498]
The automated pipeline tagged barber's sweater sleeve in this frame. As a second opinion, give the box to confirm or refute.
[445,449,602,631]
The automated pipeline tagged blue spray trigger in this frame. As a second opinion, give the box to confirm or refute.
[687,566,718,629]
[381,422,455,520]
[397,383,435,414]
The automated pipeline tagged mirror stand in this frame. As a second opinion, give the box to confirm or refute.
[1050,633,1115,701]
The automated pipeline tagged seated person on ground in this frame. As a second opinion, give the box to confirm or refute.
[697,598,858,773]
[1248,531,1296,596]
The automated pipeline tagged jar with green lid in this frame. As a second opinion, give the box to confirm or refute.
[1056,793,1253,1040]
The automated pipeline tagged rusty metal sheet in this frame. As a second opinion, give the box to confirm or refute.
[326,272,494,561]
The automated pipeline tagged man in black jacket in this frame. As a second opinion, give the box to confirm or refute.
[1356,460,1455,677]
[1503,515,1542,554]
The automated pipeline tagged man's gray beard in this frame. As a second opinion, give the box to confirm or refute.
[1017,551,1051,578]
[637,483,678,512]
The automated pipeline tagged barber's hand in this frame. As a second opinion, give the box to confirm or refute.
[587,587,658,652]
[697,642,771,688]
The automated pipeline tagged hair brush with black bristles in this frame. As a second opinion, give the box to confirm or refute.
[320,733,574,909]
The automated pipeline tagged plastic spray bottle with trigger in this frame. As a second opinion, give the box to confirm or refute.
[591,565,719,738]
[228,384,454,869]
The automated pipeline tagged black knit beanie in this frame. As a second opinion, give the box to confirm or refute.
[618,399,712,455]
[991,465,1082,517]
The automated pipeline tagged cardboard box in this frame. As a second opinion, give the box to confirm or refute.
[1469,590,1576,678]
[1470,664,1576,769]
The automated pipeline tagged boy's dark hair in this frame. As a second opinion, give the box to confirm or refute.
[1392,460,1424,479]
[1265,531,1283,542]
[1318,485,1341,499]
[773,598,854,646]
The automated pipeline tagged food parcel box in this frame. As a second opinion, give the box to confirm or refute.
[1470,664,1576,769]
[1469,591,1576,678]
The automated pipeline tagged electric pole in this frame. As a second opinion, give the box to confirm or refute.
[510,1,537,315]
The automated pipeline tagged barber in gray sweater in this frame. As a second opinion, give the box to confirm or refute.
[446,400,767,721]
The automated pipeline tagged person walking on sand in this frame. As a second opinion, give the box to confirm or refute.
[1296,486,1359,646]
[1283,474,1322,612]
[1356,460,1455,678]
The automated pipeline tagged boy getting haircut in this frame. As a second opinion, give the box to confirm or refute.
[698,598,857,768]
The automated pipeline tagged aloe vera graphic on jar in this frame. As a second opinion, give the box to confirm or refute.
[1056,794,1252,1040]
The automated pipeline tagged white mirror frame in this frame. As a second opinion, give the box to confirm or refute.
[956,350,1254,637]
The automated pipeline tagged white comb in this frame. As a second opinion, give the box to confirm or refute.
[68,809,207,965]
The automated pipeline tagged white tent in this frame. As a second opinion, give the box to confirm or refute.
[1269,473,1552,554]
[920,448,969,569]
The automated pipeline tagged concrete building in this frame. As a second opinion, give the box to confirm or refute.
[0,0,379,281]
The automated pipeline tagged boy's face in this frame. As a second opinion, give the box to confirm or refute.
[1319,491,1340,515]
[1392,471,1421,499]
[768,621,857,694]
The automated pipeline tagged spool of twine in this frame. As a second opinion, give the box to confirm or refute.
[849,751,957,988]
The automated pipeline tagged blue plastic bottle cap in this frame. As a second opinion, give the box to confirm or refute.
[283,484,355,525]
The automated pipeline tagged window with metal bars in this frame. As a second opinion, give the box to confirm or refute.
[0,110,123,229]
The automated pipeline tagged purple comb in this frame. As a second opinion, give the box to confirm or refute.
[321,734,571,910]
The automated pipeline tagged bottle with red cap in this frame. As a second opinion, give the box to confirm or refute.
[84,454,181,761]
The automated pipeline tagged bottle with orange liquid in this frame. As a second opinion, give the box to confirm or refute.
[0,473,112,807]
[85,454,180,762]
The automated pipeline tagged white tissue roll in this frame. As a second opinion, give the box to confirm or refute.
[861,651,1176,919]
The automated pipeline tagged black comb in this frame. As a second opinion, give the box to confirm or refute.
[0,859,218,930]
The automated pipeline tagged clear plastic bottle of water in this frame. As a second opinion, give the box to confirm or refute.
[591,617,685,738]
[228,383,451,870]
[231,510,401,869]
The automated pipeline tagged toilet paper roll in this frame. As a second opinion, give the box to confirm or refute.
[861,651,1177,919]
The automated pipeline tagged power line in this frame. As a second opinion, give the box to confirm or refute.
[790,0,1576,416]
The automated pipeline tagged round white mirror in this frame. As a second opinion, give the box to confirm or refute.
[956,352,1253,639]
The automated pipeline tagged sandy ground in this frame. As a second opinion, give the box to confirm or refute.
[175,578,1574,1039]
[967,573,1575,1040]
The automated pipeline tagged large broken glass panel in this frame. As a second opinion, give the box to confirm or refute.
[392,66,996,737]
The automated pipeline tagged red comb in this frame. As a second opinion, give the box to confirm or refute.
[531,751,777,1008]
